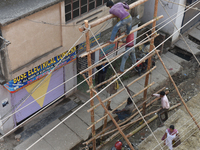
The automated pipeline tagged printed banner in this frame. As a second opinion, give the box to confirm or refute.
[4,47,76,93]
[78,33,101,54]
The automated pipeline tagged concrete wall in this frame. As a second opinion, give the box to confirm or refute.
[141,0,186,42]
[64,61,77,96]
[0,85,14,134]
[1,2,112,81]
[2,4,62,78]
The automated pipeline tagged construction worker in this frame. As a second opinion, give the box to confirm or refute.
[153,91,170,126]
[119,33,136,73]
[106,1,132,43]
[112,97,134,121]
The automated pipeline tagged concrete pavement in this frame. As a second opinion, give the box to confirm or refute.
[14,52,186,150]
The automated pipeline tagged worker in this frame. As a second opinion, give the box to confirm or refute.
[119,33,136,73]
[153,91,170,126]
[106,1,132,43]
[112,97,134,121]
[111,141,123,150]
[96,59,109,91]
[135,58,147,76]
[162,125,180,150]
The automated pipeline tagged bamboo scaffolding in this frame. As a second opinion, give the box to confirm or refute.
[79,0,150,32]
[86,51,158,93]
[84,20,96,149]
[97,103,181,149]
[91,89,135,150]
[127,103,181,138]
[79,15,163,58]
[87,82,155,130]
[87,65,157,113]
[155,51,200,130]
[143,0,159,115]
[97,109,161,138]
[83,87,166,145]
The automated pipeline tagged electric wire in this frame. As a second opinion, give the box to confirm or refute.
[25,9,200,150]
[159,0,200,66]
[1,0,199,124]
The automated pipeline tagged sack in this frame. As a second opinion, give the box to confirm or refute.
[115,80,119,90]
[172,135,181,147]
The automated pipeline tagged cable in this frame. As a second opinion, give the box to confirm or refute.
[1,0,199,135]
[163,0,200,11]
[159,0,200,66]
[1,0,199,124]
[152,109,200,149]
[25,9,200,150]
[90,26,164,150]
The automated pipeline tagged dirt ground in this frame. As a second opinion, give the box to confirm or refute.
[1,55,200,150]
[86,55,200,150]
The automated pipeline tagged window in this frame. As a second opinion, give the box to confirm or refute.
[65,0,109,22]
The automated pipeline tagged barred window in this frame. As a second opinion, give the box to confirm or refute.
[65,0,109,22]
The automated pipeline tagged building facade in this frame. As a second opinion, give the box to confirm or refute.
[0,0,113,133]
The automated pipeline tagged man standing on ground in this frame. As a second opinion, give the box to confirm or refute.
[119,33,136,73]
[106,1,132,43]
[153,91,170,126]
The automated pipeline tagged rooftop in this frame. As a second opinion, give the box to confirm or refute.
[0,0,62,26]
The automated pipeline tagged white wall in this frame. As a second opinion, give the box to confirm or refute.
[0,85,14,134]
[141,0,186,42]
[64,61,77,97]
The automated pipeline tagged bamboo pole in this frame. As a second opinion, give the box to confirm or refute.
[87,65,157,113]
[96,103,181,149]
[91,89,135,150]
[84,20,96,149]
[79,0,150,32]
[87,82,155,130]
[101,101,110,136]
[155,51,200,130]
[81,54,119,74]
[86,74,118,93]
[84,88,168,145]
[143,0,159,115]
[97,109,161,138]
[79,15,162,58]
[127,103,181,138]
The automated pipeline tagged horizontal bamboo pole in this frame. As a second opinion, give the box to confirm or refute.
[87,82,155,130]
[96,103,181,150]
[86,74,118,93]
[79,15,163,58]
[87,65,157,113]
[80,54,119,74]
[79,0,150,32]
[126,103,181,138]
[84,87,167,145]
[97,109,161,138]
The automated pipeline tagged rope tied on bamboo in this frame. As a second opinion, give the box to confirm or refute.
[83,24,91,33]
[89,84,94,89]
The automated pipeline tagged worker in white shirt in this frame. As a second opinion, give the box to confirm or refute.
[153,91,170,126]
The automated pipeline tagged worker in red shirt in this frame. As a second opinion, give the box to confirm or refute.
[119,33,136,73]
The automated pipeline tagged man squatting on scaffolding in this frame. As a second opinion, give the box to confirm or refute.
[119,33,136,73]
[152,91,170,126]
[106,1,132,43]
[112,97,134,121]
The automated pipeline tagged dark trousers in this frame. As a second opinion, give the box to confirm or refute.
[98,73,106,87]
[158,108,168,124]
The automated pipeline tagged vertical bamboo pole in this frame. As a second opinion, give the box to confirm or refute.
[143,0,159,115]
[84,20,96,149]
[91,89,135,150]
[155,51,200,130]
